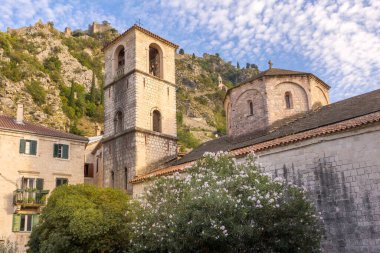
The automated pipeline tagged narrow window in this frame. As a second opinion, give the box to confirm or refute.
[248,101,254,116]
[285,92,293,109]
[117,48,125,68]
[152,110,161,132]
[149,45,161,77]
[114,111,123,134]
[111,171,115,188]
[125,167,128,190]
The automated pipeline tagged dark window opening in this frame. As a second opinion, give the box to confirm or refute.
[111,171,115,188]
[117,48,125,68]
[56,178,68,187]
[114,111,123,134]
[248,101,254,115]
[152,110,161,132]
[149,46,161,77]
[285,92,293,109]
[125,167,128,190]
[84,163,94,178]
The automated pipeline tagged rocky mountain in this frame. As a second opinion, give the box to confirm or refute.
[0,21,259,150]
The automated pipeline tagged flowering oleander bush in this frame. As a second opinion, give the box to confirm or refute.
[131,152,322,253]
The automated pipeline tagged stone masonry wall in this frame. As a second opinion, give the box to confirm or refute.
[135,132,177,176]
[247,123,380,253]
[265,75,311,125]
[103,133,136,193]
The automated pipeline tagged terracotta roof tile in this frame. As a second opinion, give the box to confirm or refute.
[0,115,88,142]
[131,88,380,183]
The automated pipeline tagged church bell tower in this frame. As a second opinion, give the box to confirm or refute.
[102,25,178,193]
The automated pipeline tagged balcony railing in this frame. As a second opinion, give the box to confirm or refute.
[13,189,49,207]
[114,67,125,81]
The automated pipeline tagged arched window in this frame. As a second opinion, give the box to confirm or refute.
[152,110,161,133]
[114,111,123,133]
[285,92,293,109]
[149,44,161,77]
[113,45,125,79]
[248,100,254,115]
[117,48,125,68]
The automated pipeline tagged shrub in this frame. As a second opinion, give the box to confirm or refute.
[26,80,46,105]
[0,239,18,253]
[177,127,200,149]
[131,153,323,253]
[27,184,136,253]
[43,55,62,72]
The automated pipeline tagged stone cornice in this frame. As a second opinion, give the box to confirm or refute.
[104,69,176,90]
[102,127,177,144]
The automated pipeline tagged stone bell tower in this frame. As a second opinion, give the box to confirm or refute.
[102,25,178,193]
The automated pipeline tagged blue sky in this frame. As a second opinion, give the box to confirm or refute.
[1,0,379,102]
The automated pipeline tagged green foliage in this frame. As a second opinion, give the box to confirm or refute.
[25,80,47,105]
[27,184,136,253]
[177,127,200,149]
[179,48,185,55]
[43,55,62,72]
[131,153,323,253]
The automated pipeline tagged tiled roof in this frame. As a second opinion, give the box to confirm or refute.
[131,88,380,183]
[0,115,88,142]
[226,68,330,97]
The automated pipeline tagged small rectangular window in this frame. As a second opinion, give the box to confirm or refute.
[54,144,69,159]
[84,164,94,178]
[19,139,37,155]
[56,178,68,187]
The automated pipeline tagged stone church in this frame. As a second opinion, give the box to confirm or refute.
[103,25,380,253]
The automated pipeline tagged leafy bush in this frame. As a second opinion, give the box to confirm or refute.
[43,55,62,72]
[131,153,323,253]
[25,80,46,105]
[27,184,136,253]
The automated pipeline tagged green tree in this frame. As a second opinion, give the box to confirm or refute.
[237,61,240,69]
[131,153,323,253]
[90,71,97,103]
[26,80,47,106]
[179,48,185,55]
[68,80,75,107]
[27,184,136,253]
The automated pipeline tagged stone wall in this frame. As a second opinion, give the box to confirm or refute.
[225,74,330,138]
[246,123,380,253]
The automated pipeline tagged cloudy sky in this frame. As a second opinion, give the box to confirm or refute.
[0,0,379,102]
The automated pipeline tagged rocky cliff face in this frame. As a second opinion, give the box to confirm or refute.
[0,21,259,148]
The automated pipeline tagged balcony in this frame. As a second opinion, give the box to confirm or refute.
[114,67,125,81]
[13,189,49,207]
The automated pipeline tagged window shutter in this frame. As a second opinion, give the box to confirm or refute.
[53,144,58,157]
[36,178,44,190]
[32,214,40,229]
[89,164,94,177]
[12,214,21,232]
[19,139,26,154]
[31,140,37,155]
[63,145,69,159]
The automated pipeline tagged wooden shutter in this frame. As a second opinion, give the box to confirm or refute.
[89,164,94,178]
[30,140,37,155]
[36,178,44,190]
[62,145,69,159]
[19,139,26,154]
[53,144,58,157]
[32,214,40,229]
[12,214,21,232]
